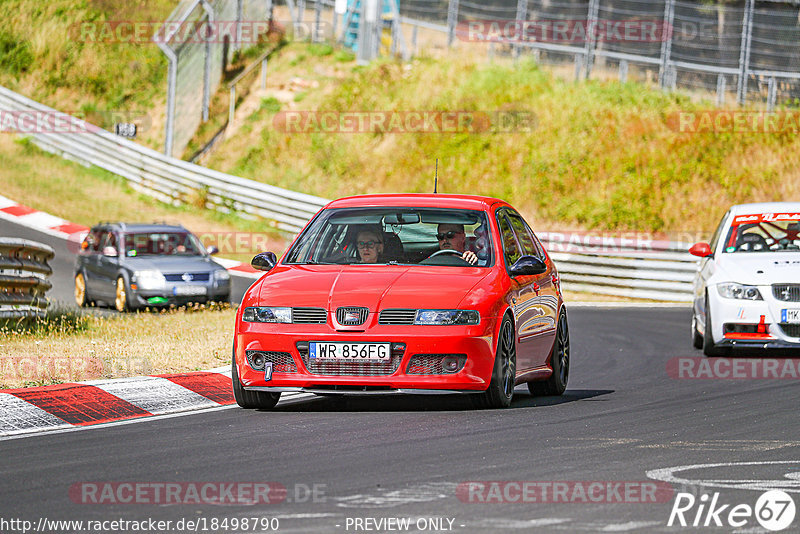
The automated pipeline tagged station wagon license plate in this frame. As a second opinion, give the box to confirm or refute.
[781,309,800,323]
[309,342,390,361]
[173,285,207,296]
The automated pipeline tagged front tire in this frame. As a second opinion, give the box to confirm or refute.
[114,276,132,313]
[232,348,281,409]
[474,316,516,409]
[529,308,569,396]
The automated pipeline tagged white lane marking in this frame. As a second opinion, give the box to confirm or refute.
[601,521,662,531]
[470,518,571,529]
[0,194,18,209]
[94,376,218,414]
[646,460,800,493]
[334,482,457,509]
[0,394,71,434]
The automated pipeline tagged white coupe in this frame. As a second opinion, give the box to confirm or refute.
[690,202,800,355]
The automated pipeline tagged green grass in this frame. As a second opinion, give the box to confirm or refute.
[0,306,90,338]
[201,46,800,233]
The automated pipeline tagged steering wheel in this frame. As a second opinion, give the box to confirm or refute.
[428,249,463,259]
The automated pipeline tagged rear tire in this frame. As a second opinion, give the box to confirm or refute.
[703,295,726,357]
[75,273,90,307]
[528,308,570,396]
[232,348,281,409]
[473,316,516,409]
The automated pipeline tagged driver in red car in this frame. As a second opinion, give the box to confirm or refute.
[437,224,478,265]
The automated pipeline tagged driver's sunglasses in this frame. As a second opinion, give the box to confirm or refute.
[437,231,462,240]
[357,240,381,249]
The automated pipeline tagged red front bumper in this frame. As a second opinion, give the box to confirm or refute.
[235,318,498,392]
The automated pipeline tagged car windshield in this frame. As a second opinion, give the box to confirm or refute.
[722,215,800,253]
[285,207,494,267]
[123,232,204,257]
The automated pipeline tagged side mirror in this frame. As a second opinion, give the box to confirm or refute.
[510,255,547,276]
[689,242,712,258]
[102,246,118,257]
[207,245,219,255]
[251,251,277,272]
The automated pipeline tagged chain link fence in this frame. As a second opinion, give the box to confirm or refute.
[394,0,800,107]
[156,0,272,158]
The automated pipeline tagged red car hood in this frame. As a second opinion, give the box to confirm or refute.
[255,265,491,310]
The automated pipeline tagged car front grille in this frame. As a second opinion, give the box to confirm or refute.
[379,309,417,325]
[164,272,210,282]
[406,354,467,375]
[245,351,297,373]
[300,354,402,376]
[778,324,800,338]
[336,307,369,326]
[773,284,800,302]
[292,307,327,324]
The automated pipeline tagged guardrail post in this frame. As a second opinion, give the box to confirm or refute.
[314,0,322,42]
[235,0,244,51]
[156,41,177,157]
[619,60,628,83]
[737,0,754,105]
[261,57,268,89]
[716,74,726,106]
[767,77,777,111]
[658,0,675,88]
[447,0,460,48]
[412,25,418,56]
[200,0,215,122]
[229,85,236,127]
[574,54,583,81]
[583,0,599,79]
[513,0,528,62]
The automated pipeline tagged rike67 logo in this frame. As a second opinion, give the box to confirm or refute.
[668,490,796,531]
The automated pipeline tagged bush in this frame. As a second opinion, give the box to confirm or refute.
[0,30,33,75]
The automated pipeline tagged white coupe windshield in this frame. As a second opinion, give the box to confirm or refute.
[285,207,494,267]
[722,217,800,253]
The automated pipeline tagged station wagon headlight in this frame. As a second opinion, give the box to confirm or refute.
[214,269,231,281]
[133,270,166,290]
[717,283,763,300]
[414,310,480,325]
[242,306,292,323]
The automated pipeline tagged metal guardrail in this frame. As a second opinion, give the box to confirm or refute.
[0,86,328,233]
[0,239,54,317]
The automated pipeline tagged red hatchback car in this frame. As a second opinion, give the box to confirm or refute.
[232,194,569,409]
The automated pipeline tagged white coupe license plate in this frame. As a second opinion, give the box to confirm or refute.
[309,342,390,361]
[781,309,800,323]
[173,285,207,296]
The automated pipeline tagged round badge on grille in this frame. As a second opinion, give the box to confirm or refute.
[181,272,193,282]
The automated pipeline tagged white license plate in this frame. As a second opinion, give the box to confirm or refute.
[781,309,800,323]
[309,342,390,361]
[173,285,207,296]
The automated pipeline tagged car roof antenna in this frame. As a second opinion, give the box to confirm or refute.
[434,158,439,193]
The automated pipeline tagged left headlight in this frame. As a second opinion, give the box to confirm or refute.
[717,283,763,300]
[242,306,292,323]
[133,270,166,290]
[414,309,480,325]
[214,269,231,281]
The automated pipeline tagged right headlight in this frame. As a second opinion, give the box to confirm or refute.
[414,309,480,325]
[717,283,763,300]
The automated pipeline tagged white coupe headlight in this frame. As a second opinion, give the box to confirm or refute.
[242,306,292,323]
[414,309,480,325]
[214,269,231,281]
[133,270,166,290]
[717,283,763,300]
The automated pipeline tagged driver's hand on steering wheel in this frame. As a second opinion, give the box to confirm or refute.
[462,251,478,265]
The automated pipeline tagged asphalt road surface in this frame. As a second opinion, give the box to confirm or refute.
[3,219,800,533]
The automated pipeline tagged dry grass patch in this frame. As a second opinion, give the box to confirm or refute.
[0,305,236,389]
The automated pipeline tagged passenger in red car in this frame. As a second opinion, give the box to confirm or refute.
[356,229,384,263]
[437,224,478,265]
